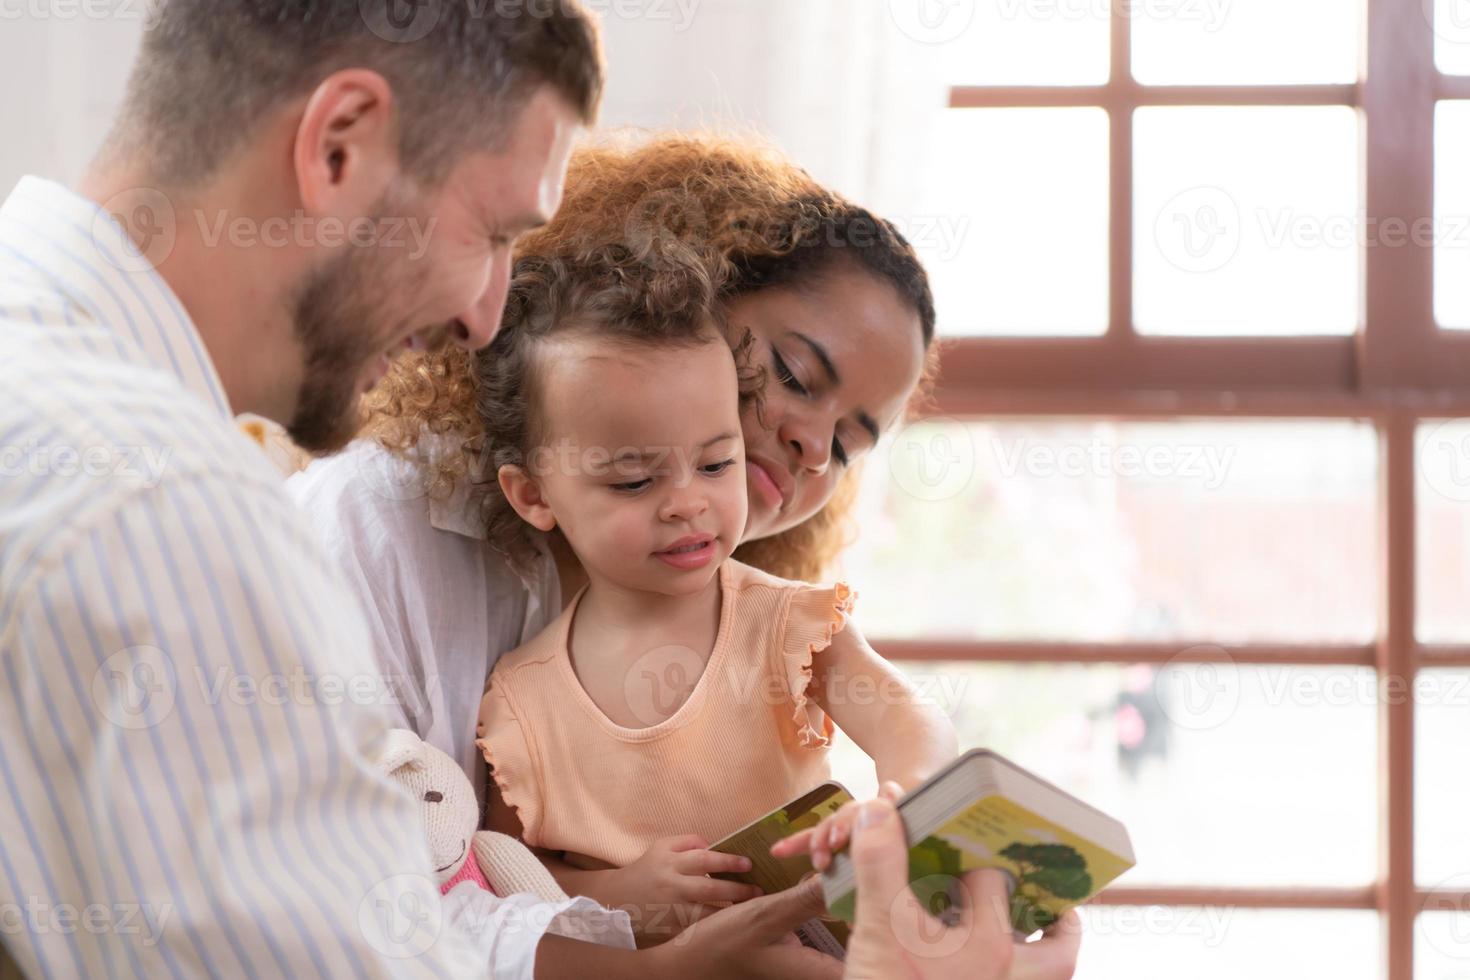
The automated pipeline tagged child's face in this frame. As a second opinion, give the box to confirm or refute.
[523,333,748,597]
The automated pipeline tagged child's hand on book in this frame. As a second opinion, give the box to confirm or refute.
[608,834,766,940]
[769,781,904,871]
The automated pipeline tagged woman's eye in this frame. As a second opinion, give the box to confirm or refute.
[701,459,736,476]
[772,348,808,397]
[832,438,850,467]
[611,479,651,493]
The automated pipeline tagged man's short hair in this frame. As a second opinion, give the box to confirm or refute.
[120,0,603,187]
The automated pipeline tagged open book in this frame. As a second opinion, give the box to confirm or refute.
[713,749,1134,955]
[823,749,1135,934]
[711,781,855,957]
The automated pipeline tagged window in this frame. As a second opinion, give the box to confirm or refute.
[830,2,1470,977]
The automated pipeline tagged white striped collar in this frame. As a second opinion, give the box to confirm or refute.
[0,176,232,419]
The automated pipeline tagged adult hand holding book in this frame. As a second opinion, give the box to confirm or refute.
[841,799,1083,980]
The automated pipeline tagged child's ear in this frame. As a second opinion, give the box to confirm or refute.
[498,464,557,532]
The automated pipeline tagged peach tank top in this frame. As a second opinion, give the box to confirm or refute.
[476,559,855,868]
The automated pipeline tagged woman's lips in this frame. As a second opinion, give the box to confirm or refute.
[747,459,785,512]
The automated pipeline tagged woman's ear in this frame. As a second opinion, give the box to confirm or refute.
[498,464,557,532]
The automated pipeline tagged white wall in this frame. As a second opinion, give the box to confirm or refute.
[0,3,948,218]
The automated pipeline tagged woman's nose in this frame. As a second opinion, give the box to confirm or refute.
[781,418,832,476]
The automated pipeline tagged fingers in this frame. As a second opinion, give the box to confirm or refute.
[1012,909,1083,980]
[673,848,753,877]
[846,799,915,931]
[769,827,817,859]
[878,780,904,804]
[661,834,710,853]
[745,874,831,942]
[679,876,764,905]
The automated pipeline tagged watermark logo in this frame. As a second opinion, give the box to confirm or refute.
[891,873,973,959]
[888,0,976,44]
[94,187,177,274]
[1426,0,1470,49]
[1154,645,1240,731]
[1154,186,1241,274]
[91,646,177,731]
[624,189,710,265]
[887,417,976,503]
[1420,874,1470,959]
[623,644,703,726]
[1421,421,1470,503]
[362,0,442,42]
[359,874,444,958]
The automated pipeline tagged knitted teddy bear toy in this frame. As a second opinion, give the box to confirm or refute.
[376,728,567,903]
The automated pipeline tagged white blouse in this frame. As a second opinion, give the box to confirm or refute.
[286,438,562,801]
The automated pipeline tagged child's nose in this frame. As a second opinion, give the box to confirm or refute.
[659,486,709,522]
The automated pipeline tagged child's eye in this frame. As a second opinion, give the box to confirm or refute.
[832,438,849,467]
[701,459,736,476]
[610,479,652,493]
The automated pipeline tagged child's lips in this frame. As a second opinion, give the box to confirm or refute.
[655,536,717,570]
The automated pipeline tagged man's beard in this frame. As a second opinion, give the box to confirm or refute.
[285,213,441,454]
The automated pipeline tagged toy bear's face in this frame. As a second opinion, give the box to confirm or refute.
[379,730,481,886]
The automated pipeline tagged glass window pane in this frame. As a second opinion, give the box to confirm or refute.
[842,420,1378,644]
[1080,910,1378,978]
[934,3,1108,86]
[1434,103,1470,330]
[1417,421,1470,642]
[921,109,1108,337]
[1434,0,1470,76]
[1416,669,1470,887]
[1131,0,1360,85]
[827,662,1377,887]
[1134,107,1360,337]
[1419,911,1470,978]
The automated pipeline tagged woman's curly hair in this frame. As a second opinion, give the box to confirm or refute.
[361,131,937,582]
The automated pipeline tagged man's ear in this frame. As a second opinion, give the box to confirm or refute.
[293,68,399,218]
[499,464,557,533]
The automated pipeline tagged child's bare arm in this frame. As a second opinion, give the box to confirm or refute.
[810,619,958,792]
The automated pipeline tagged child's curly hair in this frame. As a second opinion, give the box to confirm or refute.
[361,131,937,582]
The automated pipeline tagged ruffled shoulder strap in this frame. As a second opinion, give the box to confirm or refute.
[475,680,544,845]
[777,581,856,749]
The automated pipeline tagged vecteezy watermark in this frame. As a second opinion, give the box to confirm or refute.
[1424,0,1470,49]
[359,874,444,958]
[91,646,442,729]
[1156,185,1470,274]
[193,210,438,261]
[1420,421,1470,503]
[0,441,173,488]
[1419,873,1470,960]
[1155,186,1242,275]
[1153,645,1241,732]
[888,0,977,45]
[91,647,178,732]
[361,0,701,44]
[94,187,179,273]
[622,644,704,727]
[997,0,1230,30]
[992,437,1236,490]
[887,417,977,503]
[92,187,439,273]
[0,898,173,947]
[1081,903,1235,947]
[0,0,164,28]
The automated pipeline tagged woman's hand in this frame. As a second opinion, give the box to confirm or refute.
[599,834,764,944]
[841,799,1082,980]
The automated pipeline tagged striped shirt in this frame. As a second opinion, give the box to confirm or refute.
[0,176,581,978]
